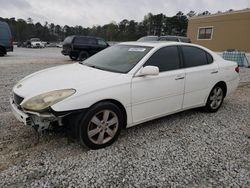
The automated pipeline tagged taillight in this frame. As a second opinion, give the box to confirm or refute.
[235,66,239,73]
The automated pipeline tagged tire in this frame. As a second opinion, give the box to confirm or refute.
[69,53,78,61]
[0,47,5,57]
[205,85,225,112]
[78,51,89,61]
[77,102,124,149]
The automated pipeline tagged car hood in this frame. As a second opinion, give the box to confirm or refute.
[13,63,123,99]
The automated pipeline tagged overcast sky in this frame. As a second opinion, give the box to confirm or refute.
[0,0,249,27]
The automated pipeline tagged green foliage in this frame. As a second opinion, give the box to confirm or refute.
[0,11,193,42]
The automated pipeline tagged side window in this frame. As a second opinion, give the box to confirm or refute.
[144,46,180,72]
[98,39,107,46]
[182,46,210,68]
[74,37,87,44]
[206,53,213,64]
[88,38,97,45]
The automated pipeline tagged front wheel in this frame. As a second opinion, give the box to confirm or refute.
[78,51,89,61]
[78,102,123,149]
[205,85,225,112]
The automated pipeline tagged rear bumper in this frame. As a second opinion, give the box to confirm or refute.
[5,46,13,52]
[226,77,240,96]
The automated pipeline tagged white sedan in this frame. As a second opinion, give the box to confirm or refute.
[10,42,239,149]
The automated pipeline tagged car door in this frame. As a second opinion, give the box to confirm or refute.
[131,46,185,123]
[87,38,99,55]
[181,45,219,109]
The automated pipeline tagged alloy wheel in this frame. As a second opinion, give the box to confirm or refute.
[87,110,119,145]
[209,87,223,110]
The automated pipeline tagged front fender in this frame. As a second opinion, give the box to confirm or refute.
[51,82,131,112]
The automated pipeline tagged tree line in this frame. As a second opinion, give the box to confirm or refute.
[0,10,211,42]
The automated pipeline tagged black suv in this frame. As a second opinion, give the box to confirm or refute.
[62,36,109,60]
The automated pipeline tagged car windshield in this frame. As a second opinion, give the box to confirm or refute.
[63,36,74,44]
[137,36,159,42]
[82,45,152,73]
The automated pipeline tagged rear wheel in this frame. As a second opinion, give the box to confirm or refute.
[205,85,225,112]
[78,51,89,61]
[69,53,78,61]
[78,102,123,149]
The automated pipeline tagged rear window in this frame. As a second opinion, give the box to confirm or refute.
[159,37,179,42]
[137,36,159,42]
[74,37,97,45]
[0,27,10,40]
[179,38,191,43]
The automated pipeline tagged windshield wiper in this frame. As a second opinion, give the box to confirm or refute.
[80,63,124,73]
[82,63,106,71]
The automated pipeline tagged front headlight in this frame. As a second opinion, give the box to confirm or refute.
[21,89,76,111]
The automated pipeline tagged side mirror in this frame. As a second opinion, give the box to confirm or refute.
[137,66,159,76]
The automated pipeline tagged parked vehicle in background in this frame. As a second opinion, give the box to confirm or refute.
[61,35,109,61]
[137,36,159,42]
[46,42,57,47]
[17,40,31,48]
[138,35,191,43]
[30,38,45,48]
[159,36,191,43]
[0,21,13,56]
[56,42,63,48]
[11,42,239,149]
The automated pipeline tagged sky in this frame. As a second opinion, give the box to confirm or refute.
[0,0,249,27]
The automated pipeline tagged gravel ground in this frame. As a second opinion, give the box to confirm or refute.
[0,48,250,187]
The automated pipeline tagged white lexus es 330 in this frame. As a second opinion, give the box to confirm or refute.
[10,42,239,149]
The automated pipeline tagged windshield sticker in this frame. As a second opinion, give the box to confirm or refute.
[128,48,146,52]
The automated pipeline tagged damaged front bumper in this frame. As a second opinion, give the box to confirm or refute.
[10,97,62,132]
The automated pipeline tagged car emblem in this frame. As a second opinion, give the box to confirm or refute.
[17,84,22,88]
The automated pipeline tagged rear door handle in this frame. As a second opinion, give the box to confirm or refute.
[211,70,218,74]
[175,76,185,80]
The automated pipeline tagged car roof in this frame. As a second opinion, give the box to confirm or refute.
[72,35,104,40]
[119,41,188,48]
[160,35,189,39]
[119,41,212,52]
[118,41,218,60]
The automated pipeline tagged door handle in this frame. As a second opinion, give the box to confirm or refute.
[211,70,218,74]
[175,76,185,80]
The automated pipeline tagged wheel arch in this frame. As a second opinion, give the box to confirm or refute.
[214,81,227,97]
[91,99,127,129]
